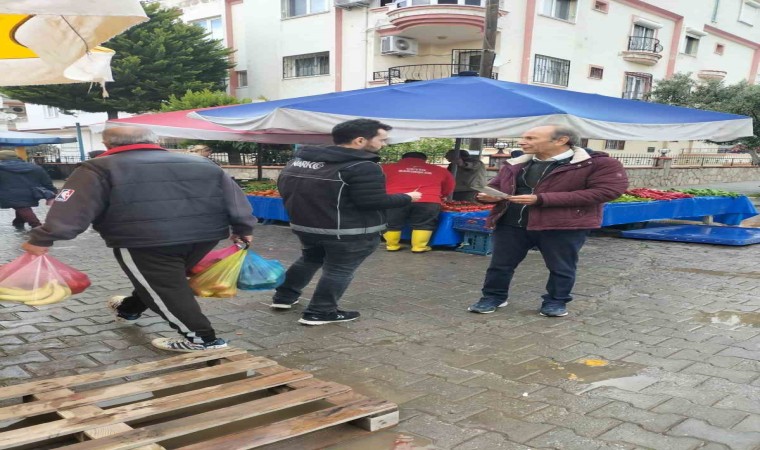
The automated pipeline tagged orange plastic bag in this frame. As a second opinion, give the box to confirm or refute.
[0,254,89,305]
[188,249,246,298]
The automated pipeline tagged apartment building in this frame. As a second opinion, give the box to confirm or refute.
[212,0,760,153]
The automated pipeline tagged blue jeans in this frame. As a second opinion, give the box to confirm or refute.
[481,225,588,305]
[274,234,380,314]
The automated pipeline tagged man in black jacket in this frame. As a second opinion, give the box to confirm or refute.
[273,119,421,325]
[0,150,57,230]
[22,126,256,352]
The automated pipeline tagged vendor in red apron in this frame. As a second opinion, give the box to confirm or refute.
[382,152,455,252]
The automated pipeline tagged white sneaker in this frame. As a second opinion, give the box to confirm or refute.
[151,337,228,353]
[107,296,141,320]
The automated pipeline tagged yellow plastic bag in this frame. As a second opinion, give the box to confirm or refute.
[189,249,246,298]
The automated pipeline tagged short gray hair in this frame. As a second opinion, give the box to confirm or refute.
[549,125,580,148]
[103,126,159,147]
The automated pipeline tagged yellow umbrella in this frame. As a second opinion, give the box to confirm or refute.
[0,0,147,86]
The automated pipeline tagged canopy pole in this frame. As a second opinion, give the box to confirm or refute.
[448,138,462,201]
[75,122,85,162]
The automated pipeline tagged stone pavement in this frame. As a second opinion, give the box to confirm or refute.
[1,204,759,450]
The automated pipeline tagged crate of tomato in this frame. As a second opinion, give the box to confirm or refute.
[246,189,280,198]
[441,201,494,212]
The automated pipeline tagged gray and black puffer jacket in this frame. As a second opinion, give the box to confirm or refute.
[29,147,255,248]
[278,145,411,240]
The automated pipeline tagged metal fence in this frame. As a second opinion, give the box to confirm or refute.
[378,64,498,85]
[608,154,658,167]
[672,155,753,167]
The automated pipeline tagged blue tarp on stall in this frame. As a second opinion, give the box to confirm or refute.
[602,196,757,226]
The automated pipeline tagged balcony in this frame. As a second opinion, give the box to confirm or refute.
[373,63,498,85]
[622,90,649,101]
[621,36,663,66]
[697,70,727,81]
[383,0,505,44]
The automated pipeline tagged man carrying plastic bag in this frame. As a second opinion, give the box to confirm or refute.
[22,126,256,352]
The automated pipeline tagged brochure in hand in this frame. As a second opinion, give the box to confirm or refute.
[477,186,512,199]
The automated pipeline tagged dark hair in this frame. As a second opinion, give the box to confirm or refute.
[446,149,470,159]
[402,151,427,160]
[332,119,392,145]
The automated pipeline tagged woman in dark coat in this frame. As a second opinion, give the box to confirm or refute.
[0,150,57,229]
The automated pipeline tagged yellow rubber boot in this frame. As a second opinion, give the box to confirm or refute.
[383,231,402,251]
[411,230,433,253]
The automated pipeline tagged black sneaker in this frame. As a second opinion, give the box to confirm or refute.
[270,297,300,310]
[107,296,142,321]
[298,310,360,326]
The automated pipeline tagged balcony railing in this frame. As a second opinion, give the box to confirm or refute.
[627,36,663,53]
[390,0,503,8]
[376,64,498,85]
[622,90,649,101]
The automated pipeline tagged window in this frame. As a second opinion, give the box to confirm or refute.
[283,0,328,18]
[190,16,223,41]
[588,66,604,79]
[380,0,395,5]
[739,0,759,25]
[283,52,329,78]
[647,147,656,153]
[604,140,625,150]
[541,0,577,21]
[236,70,248,88]
[684,35,700,55]
[715,43,725,55]
[43,106,59,118]
[629,24,658,52]
[533,55,570,86]
[623,72,652,100]
[593,1,608,13]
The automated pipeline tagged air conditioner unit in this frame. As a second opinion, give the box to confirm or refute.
[334,0,370,8]
[381,36,418,56]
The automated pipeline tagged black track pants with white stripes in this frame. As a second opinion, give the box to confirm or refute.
[113,241,219,344]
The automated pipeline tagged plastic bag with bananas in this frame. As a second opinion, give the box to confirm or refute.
[0,280,72,305]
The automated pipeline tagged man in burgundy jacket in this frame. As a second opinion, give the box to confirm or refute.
[470,125,628,317]
[382,152,455,252]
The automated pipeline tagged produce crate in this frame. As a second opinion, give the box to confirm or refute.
[452,217,492,234]
[456,231,493,256]
[0,348,398,450]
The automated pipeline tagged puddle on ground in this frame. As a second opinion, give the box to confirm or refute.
[577,373,660,394]
[325,431,436,450]
[521,358,645,384]
[670,268,760,279]
[693,311,760,328]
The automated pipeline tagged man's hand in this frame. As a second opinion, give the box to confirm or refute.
[230,235,253,246]
[22,242,49,255]
[406,191,422,202]
[508,195,539,205]
[476,193,503,203]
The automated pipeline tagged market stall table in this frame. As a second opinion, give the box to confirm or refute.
[246,195,758,246]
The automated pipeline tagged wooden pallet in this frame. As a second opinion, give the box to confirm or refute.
[0,348,398,450]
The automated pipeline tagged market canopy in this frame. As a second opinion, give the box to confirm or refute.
[0,0,147,86]
[0,130,77,146]
[108,108,332,145]
[191,76,753,142]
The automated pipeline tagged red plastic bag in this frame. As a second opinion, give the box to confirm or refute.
[0,254,90,305]
[188,244,242,276]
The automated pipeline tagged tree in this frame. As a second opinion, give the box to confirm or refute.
[381,138,455,164]
[0,3,233,119]
[160,89,249,112]
[160,89,292,177]
[649,73,760,165]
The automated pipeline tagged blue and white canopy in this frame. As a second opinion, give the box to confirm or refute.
[0,130,77,146]
[192,76,752,142]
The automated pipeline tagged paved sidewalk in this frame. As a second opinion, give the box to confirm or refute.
[0,204,759,449]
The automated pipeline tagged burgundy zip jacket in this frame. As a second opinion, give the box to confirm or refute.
[486,148,628,230]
